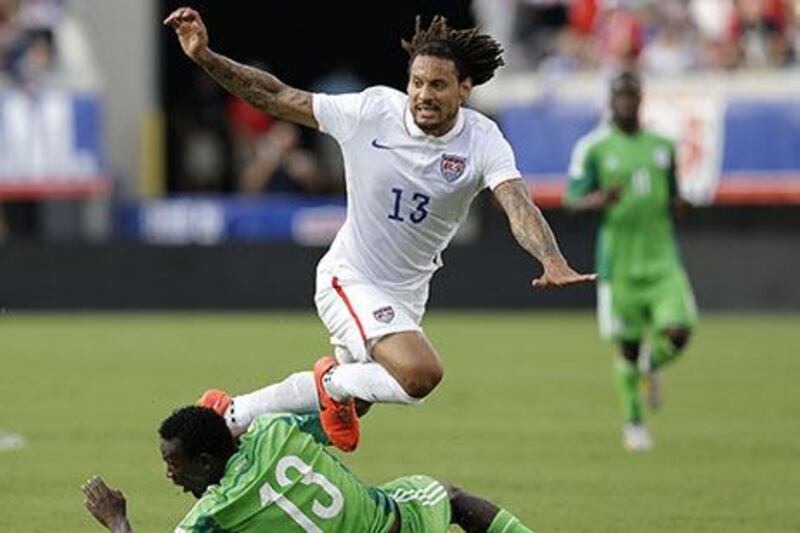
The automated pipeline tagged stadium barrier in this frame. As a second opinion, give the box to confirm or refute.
[3,207,798,310]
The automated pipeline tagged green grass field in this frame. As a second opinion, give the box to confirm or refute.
[0,312,798,532]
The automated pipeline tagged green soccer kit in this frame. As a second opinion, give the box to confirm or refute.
[175,414,451,532]
[565,124,697,342]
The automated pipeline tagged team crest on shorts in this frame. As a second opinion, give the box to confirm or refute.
[373,306,395,324]
[439,153,467,183]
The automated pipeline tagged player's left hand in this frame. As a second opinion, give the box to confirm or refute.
[82,476,129,531]
[532,260,597,288]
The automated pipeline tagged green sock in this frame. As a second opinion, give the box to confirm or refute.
[614,358,642,424]
[649,331,682,371]
[488,508,534,533]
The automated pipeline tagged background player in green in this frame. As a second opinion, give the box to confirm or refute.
[563,70,698,452]
[82,406,532,532]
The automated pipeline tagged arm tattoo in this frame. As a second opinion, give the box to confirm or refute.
[198,51,316,128]
[494,179,564,263]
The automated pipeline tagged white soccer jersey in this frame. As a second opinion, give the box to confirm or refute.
[312,85,521,302]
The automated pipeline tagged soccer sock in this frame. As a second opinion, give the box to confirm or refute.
[324,362,422,405]
[649,331,681,371]
[229,371,318,436]
[487,509,534,533]
[614,357,643,425]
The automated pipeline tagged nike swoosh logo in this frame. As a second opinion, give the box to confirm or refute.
[371,139,393,150]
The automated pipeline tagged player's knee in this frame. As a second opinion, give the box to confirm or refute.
[447,483,465,501]
[398,360,444,399]
[666,328,691,352]
[445,484,466,515]
[354,399,373,417]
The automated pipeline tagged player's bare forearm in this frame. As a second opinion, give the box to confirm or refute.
[495,179,596,287]
[494,179,564,265]
[164,7,316,128]
[196,50,317,129]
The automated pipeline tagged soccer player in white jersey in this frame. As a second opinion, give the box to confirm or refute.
[166,8,596,451]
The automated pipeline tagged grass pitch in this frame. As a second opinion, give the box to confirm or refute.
[0,312,798,532]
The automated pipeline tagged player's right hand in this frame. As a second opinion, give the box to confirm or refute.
[164,7,209,62]
[599,186,622,206]
[82,475,129,532]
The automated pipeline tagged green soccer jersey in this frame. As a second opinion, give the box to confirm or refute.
[175,414,396,533]
[565,124,682,281]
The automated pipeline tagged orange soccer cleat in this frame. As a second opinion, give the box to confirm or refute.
[196,388,231,416]
[314,356,360,452]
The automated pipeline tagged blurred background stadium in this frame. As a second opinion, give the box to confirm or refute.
[0,0,798,531]
[0,0,797,309]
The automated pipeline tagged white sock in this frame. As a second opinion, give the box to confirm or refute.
[228,371,318,436]
[324,362,421,405]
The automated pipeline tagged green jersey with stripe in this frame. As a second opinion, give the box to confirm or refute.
[175,414,396,533]
[564,124,682,281]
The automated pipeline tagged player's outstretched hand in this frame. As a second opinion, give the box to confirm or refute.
[164,7,209,62]
[82,476,132,532]
[532,260,596,288]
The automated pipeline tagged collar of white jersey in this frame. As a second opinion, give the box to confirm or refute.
[403,105,466,144]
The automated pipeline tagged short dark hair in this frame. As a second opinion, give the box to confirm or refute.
[611,70,642,93]
[159,406,236,459]
[401,15,504,86]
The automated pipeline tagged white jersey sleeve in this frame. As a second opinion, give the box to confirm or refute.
[312,87,388,143]
[480,124,522,190]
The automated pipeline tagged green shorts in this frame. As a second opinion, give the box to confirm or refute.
[598,267,697,342]
[380,475,451,532]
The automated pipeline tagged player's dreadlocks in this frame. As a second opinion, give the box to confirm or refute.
[159,406,236,459]
[401,15,504,86]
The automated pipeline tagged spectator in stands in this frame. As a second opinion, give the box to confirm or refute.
[0,0,20,74]
[641,3,699,74]
[7,26,57,88]
[727,0,795,67]
[595,1,644,70]
[15,0,99,89]
[237,121,332,196]
[171,70,233,192]
[225,65,337,196]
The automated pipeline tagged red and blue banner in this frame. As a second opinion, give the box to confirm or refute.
[499,96,800,206]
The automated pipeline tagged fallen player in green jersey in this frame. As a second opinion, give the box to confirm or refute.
[82,406,532,532]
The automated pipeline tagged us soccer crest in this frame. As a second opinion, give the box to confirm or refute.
[439,153,467,183]
[373,306,395,324]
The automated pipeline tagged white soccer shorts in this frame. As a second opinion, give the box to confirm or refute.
[314,268,423,364]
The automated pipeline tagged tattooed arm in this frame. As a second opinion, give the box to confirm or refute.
[164,7,317,129]
[493,179,596,288]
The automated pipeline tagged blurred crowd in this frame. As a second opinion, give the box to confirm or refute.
[0,0,97,89]
[474,0,800,74]
[176,0,800,195]
[0,0,99,240]
[169,67,362,196]
[2,0,799,204]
